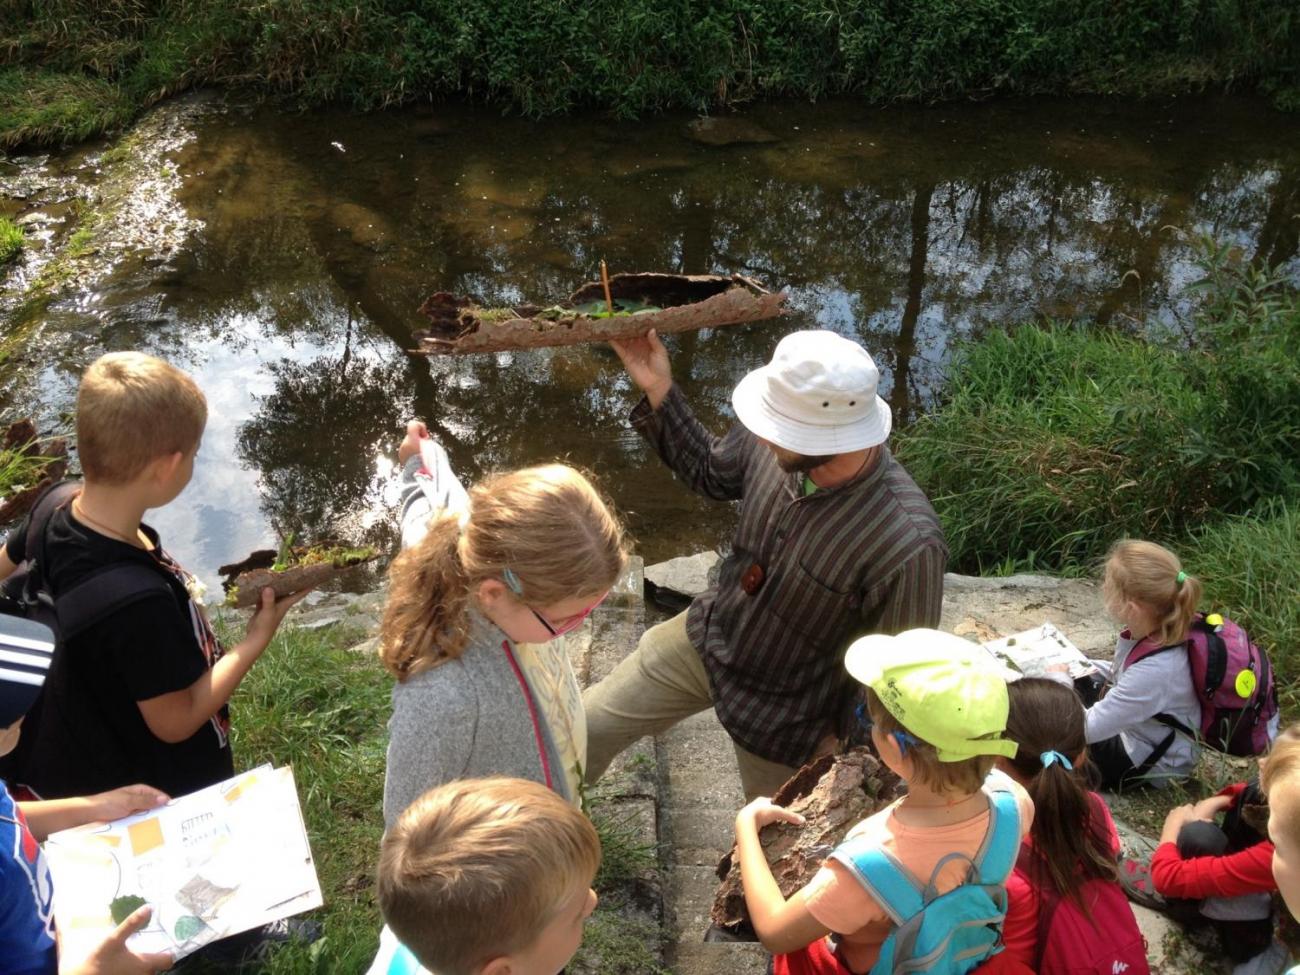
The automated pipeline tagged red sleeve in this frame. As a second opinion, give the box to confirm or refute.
[1001,868,1038,968]
[1149,840,1277,899]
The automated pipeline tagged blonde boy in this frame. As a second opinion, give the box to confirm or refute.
[0,352,303,799]
[370,777,601,975]
[1261,725,1300,930]
[735,630,1031,974]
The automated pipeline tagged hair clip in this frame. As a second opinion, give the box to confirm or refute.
[502,568,524,595]
[1176,570,1187,586]
[892,730,920,757]
[1040,750,1073,771]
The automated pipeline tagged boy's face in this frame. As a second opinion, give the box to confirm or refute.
[1269,791,1300,919]
[499,878,597,975]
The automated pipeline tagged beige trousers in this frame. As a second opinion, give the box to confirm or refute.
[582,611,797,801]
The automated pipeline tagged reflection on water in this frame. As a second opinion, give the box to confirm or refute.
[2,95,1299,584]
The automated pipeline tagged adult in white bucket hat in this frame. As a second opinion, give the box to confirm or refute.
[584,328,947,801]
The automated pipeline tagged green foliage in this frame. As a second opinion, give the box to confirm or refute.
[1183,501,1300,713]
[0,68,132,149]
[0,217,23,264]
[896,236,1300,575]
[1,0,1297,146]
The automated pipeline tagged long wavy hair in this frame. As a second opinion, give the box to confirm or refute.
[1005,678,1119,912]
[1102,539,1202,647]
[379,464,627,681]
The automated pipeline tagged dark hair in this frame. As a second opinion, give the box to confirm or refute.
[1005,678,1118,910]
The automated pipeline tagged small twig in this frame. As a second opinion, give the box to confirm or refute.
[600,260,614,314]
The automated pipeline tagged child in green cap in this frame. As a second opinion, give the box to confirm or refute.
[734,628,1033,975]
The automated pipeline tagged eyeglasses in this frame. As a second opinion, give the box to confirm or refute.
[528,592,609,637]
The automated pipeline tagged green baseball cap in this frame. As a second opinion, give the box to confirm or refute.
[845,628,1017,761]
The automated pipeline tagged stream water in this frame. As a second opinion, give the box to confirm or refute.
[2,94,1298,587]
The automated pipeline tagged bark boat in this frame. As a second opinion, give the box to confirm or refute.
[411,272,786,355]
[218,545,378,608]
[710,747,904,935]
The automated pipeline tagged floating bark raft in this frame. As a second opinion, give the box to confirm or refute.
[710,747,904,934]
[0,419,69,525]
[218,545,378,608]
[411,272,787,355]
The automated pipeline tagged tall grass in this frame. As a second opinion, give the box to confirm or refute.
[1,0,1297,146]
[896,238,1300,574]
[0,217,23,264]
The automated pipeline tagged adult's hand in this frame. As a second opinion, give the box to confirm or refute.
[62,906,173,974]
[611,329,673,409]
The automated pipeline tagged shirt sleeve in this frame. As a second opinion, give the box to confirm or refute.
[629,385,748,502]
[383,671,479,827]
[860,541,946,634]
[1083,654,1182,744]
[801,858,890,933]
[1149,839,1277,899]
[106,595,208,701]
[399,444,470,552]
[1000,870,1038,968]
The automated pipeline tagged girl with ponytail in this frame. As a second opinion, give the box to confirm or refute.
[1000,678,1149,975]
[380,421,628,826]
[1084,538,1204,790]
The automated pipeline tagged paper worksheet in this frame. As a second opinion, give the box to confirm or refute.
[45,764,322,963]
[981,622,1099,680]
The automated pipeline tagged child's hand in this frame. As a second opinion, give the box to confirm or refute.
[89,785,169,823]
[62,905,173,974]
[736,797,806,834]
[398,420,430,465]
[245,586,313,651]
[1191,794,1233,821]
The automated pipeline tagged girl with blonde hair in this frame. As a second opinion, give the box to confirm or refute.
[380,421,627,826]
[1084,539,1204,790]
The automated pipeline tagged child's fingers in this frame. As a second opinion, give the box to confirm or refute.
[111,905,154,942]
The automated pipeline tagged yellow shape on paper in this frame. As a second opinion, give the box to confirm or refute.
[1235,669,1257,699]
[128,818,164,856]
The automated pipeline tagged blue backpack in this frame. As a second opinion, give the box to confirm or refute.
[832,790,1020,975]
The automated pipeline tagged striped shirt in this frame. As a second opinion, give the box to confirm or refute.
[632,385,947,767]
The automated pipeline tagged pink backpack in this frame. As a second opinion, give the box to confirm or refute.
[1015,797,1149,975]
[1127,611,1278,756]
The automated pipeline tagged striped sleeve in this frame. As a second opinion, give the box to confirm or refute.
[630,385,747,501]
[860,540,946,634]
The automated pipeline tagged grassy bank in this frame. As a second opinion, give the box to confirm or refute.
[1,0,1298,147]
[896,237,1300,698]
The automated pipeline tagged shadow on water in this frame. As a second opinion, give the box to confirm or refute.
[2,94,1299,582]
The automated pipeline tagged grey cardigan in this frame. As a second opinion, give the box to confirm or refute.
[382,451,572,827]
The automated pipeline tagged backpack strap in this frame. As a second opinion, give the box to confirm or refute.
[832,838,923,927]
[53,563,175,640]
[14,480,81,566]
[971,790,1021,885]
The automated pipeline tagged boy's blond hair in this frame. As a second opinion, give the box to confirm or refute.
[1262,724,1300,847]
[77,352,207,485]
[377,777,601,975]
[866,687,994,794]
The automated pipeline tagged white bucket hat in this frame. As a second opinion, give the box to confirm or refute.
[731,330,892,455]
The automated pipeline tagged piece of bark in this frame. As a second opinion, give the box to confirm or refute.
[710,747,904,933]
[0,427,69,526]
[411,272,786,355]
[223,551,379,608]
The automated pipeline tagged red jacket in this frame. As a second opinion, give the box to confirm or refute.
[1149,783,1276,899]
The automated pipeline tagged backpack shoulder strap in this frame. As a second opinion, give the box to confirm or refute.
[20,480,81,563]
[830,837,924,926]
[973,790,1021,885]
[54,562,176,640]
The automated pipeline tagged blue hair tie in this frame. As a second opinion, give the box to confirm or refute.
[1040,750,1073,770]
[502,568,524,595]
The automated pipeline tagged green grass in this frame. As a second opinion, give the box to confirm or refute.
[896,237,1300,575]
[1,0,1298,147]
[0,217,23,264]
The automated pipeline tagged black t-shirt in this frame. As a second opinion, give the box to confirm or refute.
[3,506,233,798]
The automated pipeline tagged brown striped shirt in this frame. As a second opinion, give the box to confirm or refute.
[632,385,947,767]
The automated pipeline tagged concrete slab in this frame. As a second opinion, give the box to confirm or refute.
[672,940,770,975]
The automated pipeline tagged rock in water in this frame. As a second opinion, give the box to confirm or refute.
[710,747,904,933]
[685,117,779,146]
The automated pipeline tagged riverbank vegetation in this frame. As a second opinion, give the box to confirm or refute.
[2,0,1298,148]
[897,237,1300,697]
[0,217,22,264]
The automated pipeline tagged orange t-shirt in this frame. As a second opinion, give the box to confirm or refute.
[800,775,1033,975]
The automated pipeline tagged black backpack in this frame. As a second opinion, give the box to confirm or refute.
[0,481,174,781]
